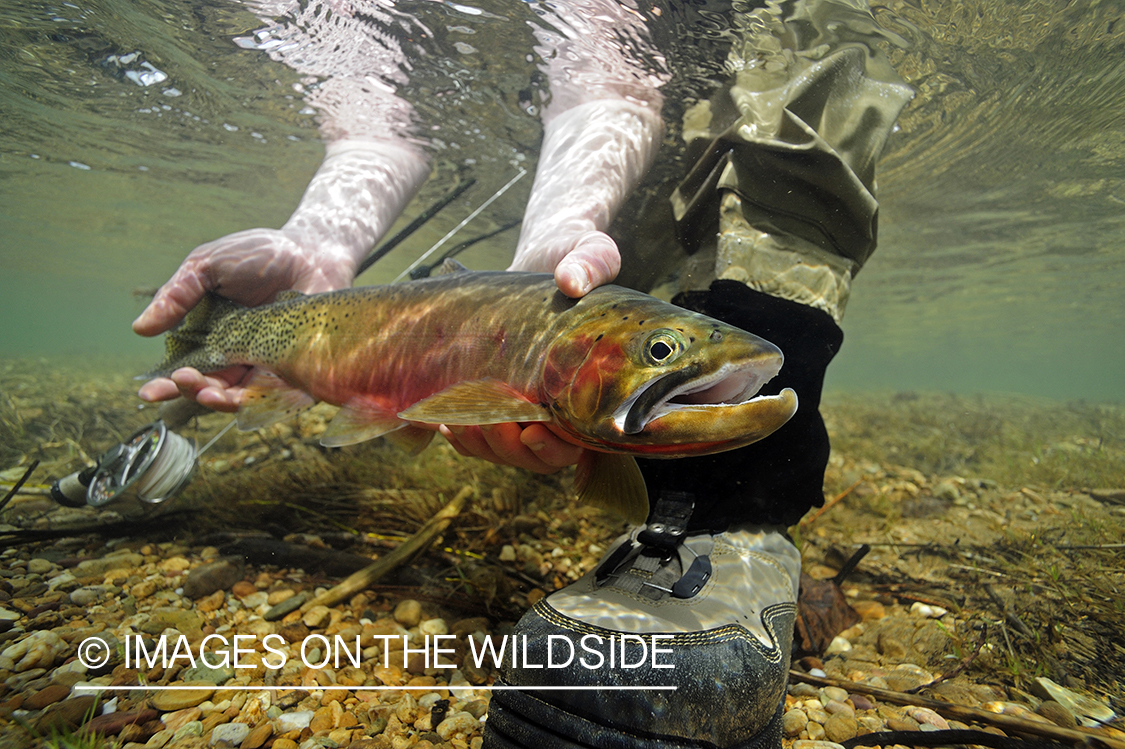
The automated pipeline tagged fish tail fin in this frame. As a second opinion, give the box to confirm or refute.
[141,293,243,378]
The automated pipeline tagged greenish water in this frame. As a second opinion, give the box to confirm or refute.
[1,0,1123,402]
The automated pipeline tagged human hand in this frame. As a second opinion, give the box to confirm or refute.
[132,227,358,338]
[439,422,584,474]
[132,228,359,408]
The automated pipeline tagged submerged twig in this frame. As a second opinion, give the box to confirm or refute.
[904,624,988,693]
[300,485,474,611]
[789,670,1125,749]
[802,476,865,527]
[0,460,39,514]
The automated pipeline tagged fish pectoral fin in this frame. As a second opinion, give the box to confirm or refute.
[398,379,550,425]
[236,371,317,431]
[321,400,404,447]
[383,425,437,455]
[574,452,649,524]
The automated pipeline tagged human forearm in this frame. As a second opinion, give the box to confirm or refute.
[282,138,431,275]
[510,99,663,273]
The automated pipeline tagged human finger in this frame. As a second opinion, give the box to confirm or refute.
[554,231,621,298]
[167,366,248,413]
[440,424,562,474]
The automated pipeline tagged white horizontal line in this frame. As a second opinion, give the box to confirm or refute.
[73,685,677,692]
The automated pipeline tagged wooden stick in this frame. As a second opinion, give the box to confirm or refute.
[299,485,474,612]
[801,476,864,527]
[789,670,1125,749]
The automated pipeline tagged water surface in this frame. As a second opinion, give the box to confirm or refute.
[1,0,1122,401]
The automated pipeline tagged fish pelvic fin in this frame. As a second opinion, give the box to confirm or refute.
[384,425,437,455]
[142,292,243,379]
[236,371,317,431]
[397,379,550,425]
[574,452,649,524]
[321,399,406,447]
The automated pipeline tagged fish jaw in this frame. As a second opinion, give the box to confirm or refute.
[604,386,798,456]
[543,293,799,458]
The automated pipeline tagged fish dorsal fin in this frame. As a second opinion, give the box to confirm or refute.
[274,289,306,302]
[433,258,471,277]
[383,424,437,455]
[398,378,550,425]
[574,452,649,524]
[321,399,405,447]
[236,371,317,431]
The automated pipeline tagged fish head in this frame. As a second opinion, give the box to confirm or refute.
[541,290,798,457]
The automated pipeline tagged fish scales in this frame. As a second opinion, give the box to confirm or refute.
[147,270,799,521]
[218,274,570,409]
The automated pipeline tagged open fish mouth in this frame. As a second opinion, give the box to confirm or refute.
[616,360,786,436]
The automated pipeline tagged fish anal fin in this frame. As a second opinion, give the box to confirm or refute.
[398,378,550,425]
[384,425,437,455]
[574,452,649,524]
[236,371,316,431]
[321,400,404,447]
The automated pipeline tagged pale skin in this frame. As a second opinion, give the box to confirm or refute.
[133,1,665,475]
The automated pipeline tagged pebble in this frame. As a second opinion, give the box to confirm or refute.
[35,695,99,733]
[824,636,851,655]
[277,709,315,732]
[28,558,54,575]
[76,552,144,577]
[1036,699,1078,728]
[790,683,819,698]
[231,581,257,598]
[26,683,71,709]
[792,742,845,749]
[0,629,67,671]
[84,708,159,736]
[823,712,857,742]
[152,686,214,712]
[821,687,849,704]
[172,720,205,742]
[436,711,480,739]
[240,722,274,748]
[852,600,886,621]
[782,709,808,736]
[1031,676,1117,726]
[394,599,423,627]
[264,591,309,621]
[303,604,332,629]
[182,557,244,599]
[146,728,174,747]
[850,694,876,711]
[886,716,920,732]
[209,722,251,745]
[419,617,449,636]
[909,601,948,618]
[161,706,203,732]
[906,706,949,729]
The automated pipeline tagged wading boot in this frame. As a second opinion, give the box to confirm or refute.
[483,495,800,749]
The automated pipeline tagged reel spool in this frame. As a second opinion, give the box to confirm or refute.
[52,421,197,516]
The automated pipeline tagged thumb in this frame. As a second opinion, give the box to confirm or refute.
[554,231,621,298]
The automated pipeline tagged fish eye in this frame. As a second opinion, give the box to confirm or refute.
[642,329,687,366]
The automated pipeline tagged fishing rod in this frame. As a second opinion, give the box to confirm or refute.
[355,177,476,277]
[395,167,527,282]
[409,219,521,279]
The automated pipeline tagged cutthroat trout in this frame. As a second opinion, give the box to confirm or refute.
[147,266,797,521]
